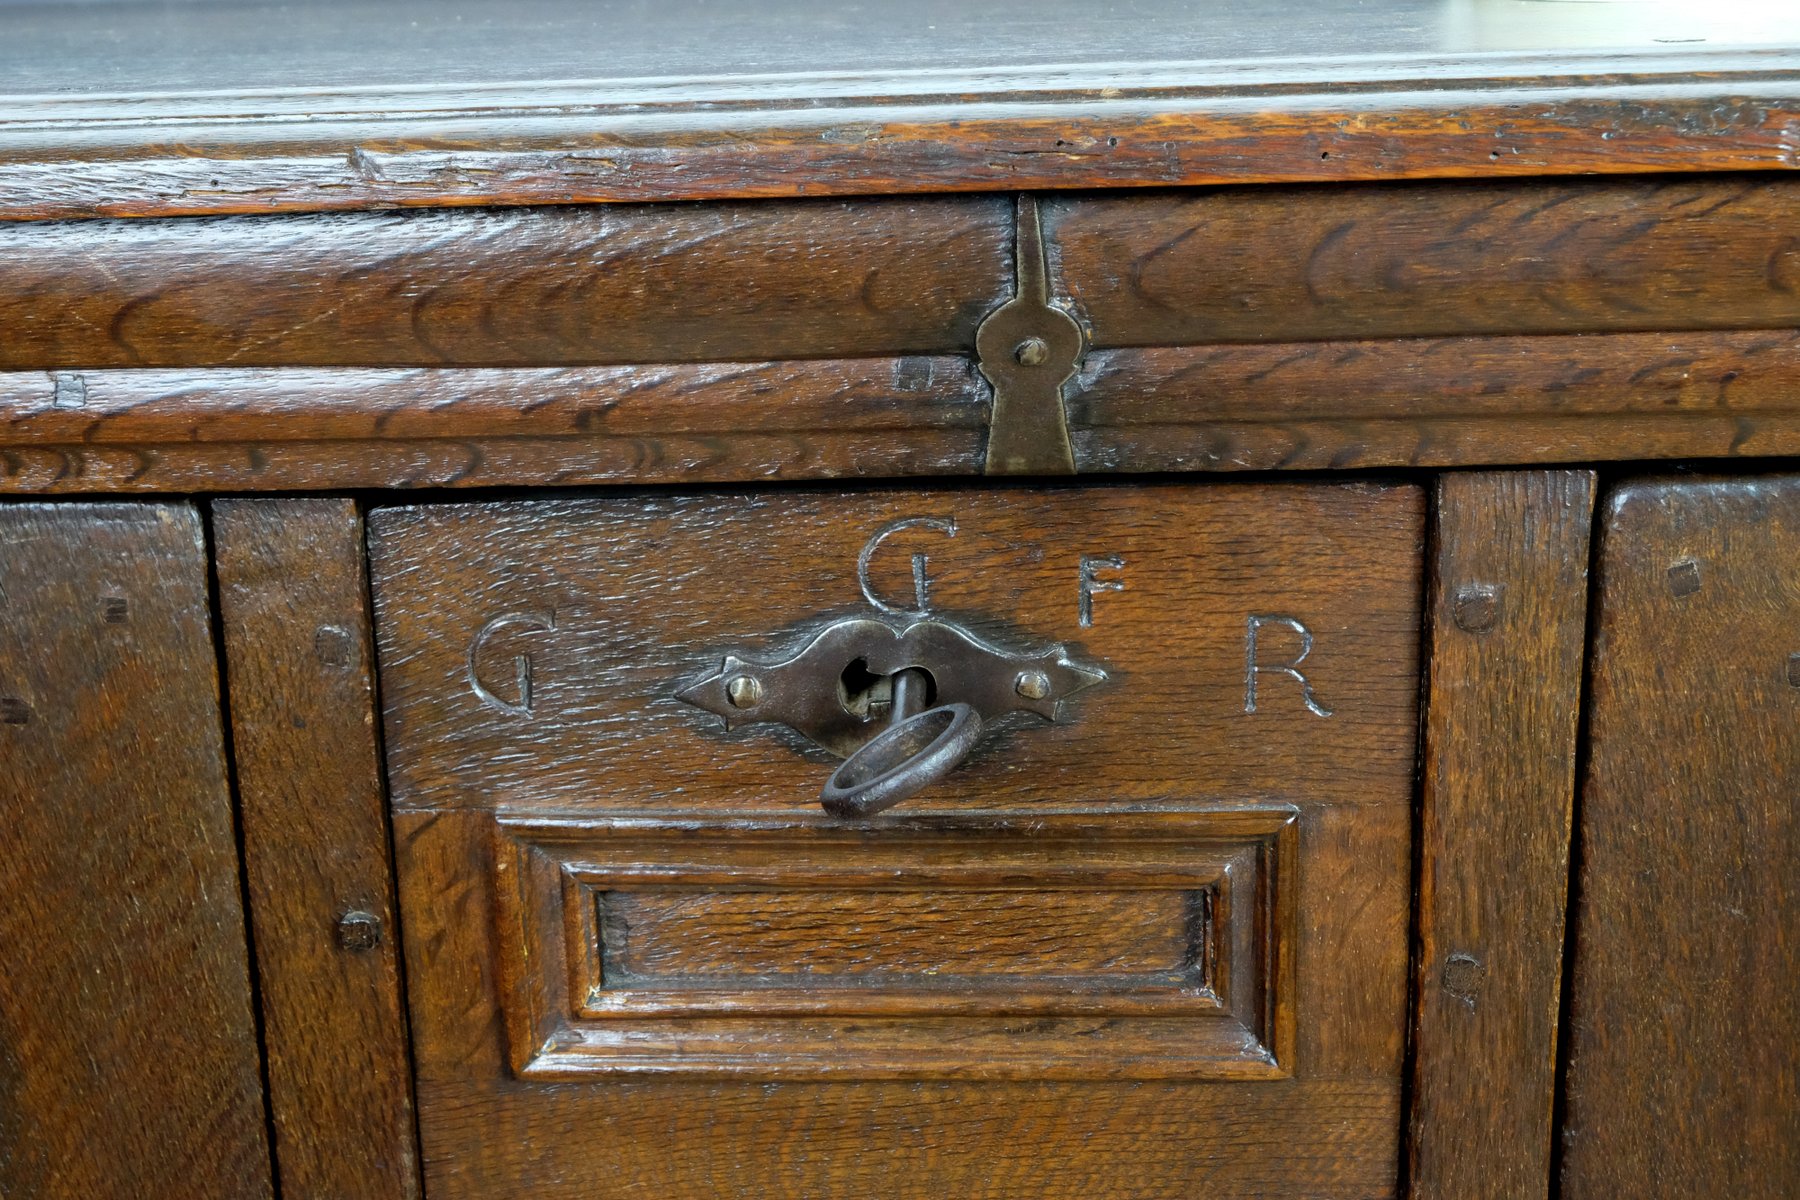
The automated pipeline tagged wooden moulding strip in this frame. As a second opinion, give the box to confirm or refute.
[0,54,1797,218]
[5,328,1800,489]
[0,359,991,491]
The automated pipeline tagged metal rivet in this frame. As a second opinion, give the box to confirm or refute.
[1013,337,1050,366]
[1667,559,1702,598]
[334,910,383,952]
[726,675,764,709]
[1014,670,1052,700]
[1451,585,1498,634]
[1441,951,1486,1011]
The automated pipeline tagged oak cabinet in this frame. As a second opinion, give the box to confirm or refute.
[365,484,1420,1194]
[3,4,1799,1195]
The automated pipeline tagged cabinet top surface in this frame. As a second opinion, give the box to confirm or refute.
[3,1,1800,221]
[7,0,1797,99]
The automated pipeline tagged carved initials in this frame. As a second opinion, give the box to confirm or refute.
[858,516,956,614]
[1244,615,1333,718]
[468,611,557,717]
[1078,554,1125,628]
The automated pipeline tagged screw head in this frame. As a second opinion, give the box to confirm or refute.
[335,910,383,952]
[726,675,764,709]
[1013,337,1050,366]
[1014,670,1053,700]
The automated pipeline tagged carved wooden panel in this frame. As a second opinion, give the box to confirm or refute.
[370,482,1422,1197]
[495,811,1295,1078]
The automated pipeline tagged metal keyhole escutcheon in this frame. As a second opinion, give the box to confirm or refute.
[677,616,1106,815]
[819,669,983,817]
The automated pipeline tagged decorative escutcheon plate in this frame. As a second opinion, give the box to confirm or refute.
[676,617,1106,758]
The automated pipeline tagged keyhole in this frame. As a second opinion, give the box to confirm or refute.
[837,658,937,721]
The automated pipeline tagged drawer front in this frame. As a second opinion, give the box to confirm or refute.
[370,482,1423,1197]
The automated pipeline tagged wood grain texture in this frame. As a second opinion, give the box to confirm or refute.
[1049,177,1800,348]
[1071,328,1800,473]
[599,888,1196,982]
[1559,476,1800,1198]
[1407,471,1596,1199]
[372,482,1422,1195]
[0,360,987,492]
[1,48,1797,220]
[0,503,271,1199]
[491,811,1292,1078]
[0,197,1010,368]
[11,328,1800,490]
[368,485,1423,820]
[211,499,421,1200]
[405,808,1399,1198]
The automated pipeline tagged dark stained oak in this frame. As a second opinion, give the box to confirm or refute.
[370,482,1423,1196]
[1408,471,1596,1199]
[0,198,1011,368]
[11,329,1800,491]
[1073,328,1800,473]
[369,485,1424,819]
[490,809,1296,1078]
[0,0,1795,218]
[0,503,272,1200]
[7,177,1800,371]
[1048,177,1800,348]
[0,360,987,492]
[1559,476,1800,1198]
[212,499,422,1200]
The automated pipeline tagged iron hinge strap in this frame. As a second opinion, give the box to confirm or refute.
[976,194,1086,476]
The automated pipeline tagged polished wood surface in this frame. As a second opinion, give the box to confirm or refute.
[369,485,1422,816]
[0,198,1009,368]
[0,503,272,1199]
[1074,329,1800,474]
[494,810,1297,1078]
[11,174,1800,493]
[0,360,986,493]
[1408,471,1595,1199]
[370,482,1422,1195]
[0,3,1795,217]
[3,6,1796,1190]
[212,499,422,1200]
[1560,476,1800,1197]
[10,332,1800,492]
[1052,178,1800,346]
[5,177,1791,370]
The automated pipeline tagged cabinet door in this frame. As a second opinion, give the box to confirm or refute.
[0,503,271,1199]
[368,481,1424,1198]
[1562,477,1800,1196]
